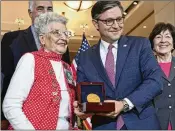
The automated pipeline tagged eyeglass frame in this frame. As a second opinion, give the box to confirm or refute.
[44,29,72,39]
[96,16,124,26]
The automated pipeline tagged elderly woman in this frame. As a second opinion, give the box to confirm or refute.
[149,22,175,130]
[2,12,76,130]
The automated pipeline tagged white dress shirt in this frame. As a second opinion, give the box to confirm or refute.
[3,53,70,129]
[100,39,134,110]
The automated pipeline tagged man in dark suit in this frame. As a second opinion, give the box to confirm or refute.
[1,1,70,129]
[1,30,21,129]
[74,1,163,130]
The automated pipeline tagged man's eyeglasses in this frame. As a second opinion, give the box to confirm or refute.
[97,16,124,26]
[48,29,72,39]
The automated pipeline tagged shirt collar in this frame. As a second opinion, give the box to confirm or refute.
[31,25,41,49]
[100,39,118,52]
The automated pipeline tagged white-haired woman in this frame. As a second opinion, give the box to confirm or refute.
[3,12,76,130]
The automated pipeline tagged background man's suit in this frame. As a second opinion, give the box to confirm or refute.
[1,30,21,121]
[77,36,163,130]
[1,26,71,121]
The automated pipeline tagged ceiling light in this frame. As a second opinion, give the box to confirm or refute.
[143,26,147,29]
[133,2,138,5]
[64,1,94,12]
[90,35,94,38]
[123,12,127,16]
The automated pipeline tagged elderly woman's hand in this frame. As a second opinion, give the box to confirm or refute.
[73,101,94,119]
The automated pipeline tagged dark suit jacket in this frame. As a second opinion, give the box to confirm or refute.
[77,36,163,130]
[1,30,21,120]
[154,57,175,130]
[1,26,70,120]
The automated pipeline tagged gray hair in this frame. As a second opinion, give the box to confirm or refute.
[34,12,68,36]
[28,1,34,12]
[91,1,124,20]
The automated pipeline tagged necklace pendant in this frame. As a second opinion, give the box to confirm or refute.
[52,92,58,96]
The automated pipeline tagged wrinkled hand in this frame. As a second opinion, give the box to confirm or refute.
[96,100,124,118]
[73,101,94,119]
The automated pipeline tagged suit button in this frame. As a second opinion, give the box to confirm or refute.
[169,95,172,98]
[169,106,172,109]
[168,83,171,86]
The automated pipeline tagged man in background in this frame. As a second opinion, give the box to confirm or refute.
[1,1,70,129]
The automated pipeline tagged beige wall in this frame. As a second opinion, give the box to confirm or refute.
[154,1,175,25]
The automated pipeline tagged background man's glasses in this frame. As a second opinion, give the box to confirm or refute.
[97,16,124,26]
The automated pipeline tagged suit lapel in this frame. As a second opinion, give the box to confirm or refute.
[91,41,115,91]
[161,57,175,82]
[115,36,130,88]
[168,57,175,82]
[23,26,37,51]
[162,72,169,82]
[162,57,175,82]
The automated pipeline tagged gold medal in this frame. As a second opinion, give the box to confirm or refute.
[87,93,100,102]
